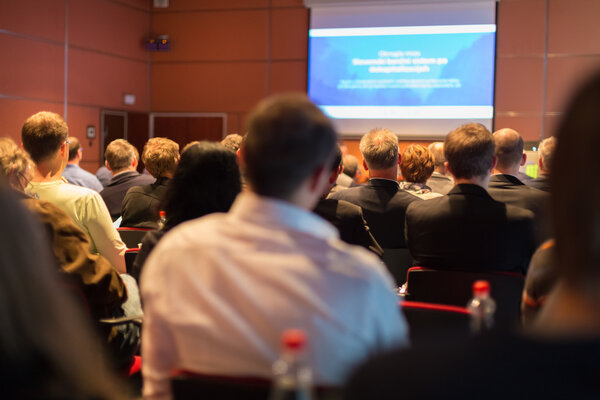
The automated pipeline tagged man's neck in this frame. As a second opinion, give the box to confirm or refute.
[112,168,137,177]
[453,175,490,189]
[67,160,79,166]
[494,166,520,176]
[31,162,64,183]
[368,167,398,181]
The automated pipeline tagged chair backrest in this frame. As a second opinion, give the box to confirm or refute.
[124,248,139,276]
[401,301,471,346]
[117,227,150,248]
[404,267,525,325]
[171,371,342,400]
[381,248,413,285]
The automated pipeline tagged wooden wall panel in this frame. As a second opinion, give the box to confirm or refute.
[0,98,63,144]
[495,58,545,113]
[270,61,307,94]
[68,48,149,111]
[545,56,600,113]
[151,10,268,62]
[152,62,267,112]
[69,0,149,61]
[0,0,65,41]
[270,8,309,60]
[496,0,546,56]
[154,0,268,11]
[494,115,543,142]
[0,36,64,102]
[66,104,101,170]
[548,0,600,55]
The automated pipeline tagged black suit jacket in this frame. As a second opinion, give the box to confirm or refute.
[328,178,420,249]
[120,177,170,228]
[529,174,551,193]
[426,172,454,195]
[314,198,383,257]
[100,171,155,220]
[487,174,551,243]
[405,184,535,274]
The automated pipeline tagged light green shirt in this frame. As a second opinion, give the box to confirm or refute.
[26,180,126,273]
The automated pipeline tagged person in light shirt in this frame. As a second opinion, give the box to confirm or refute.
[141,94,408,399]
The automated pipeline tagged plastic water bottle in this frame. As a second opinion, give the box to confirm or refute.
[269,329,314,400]
[157,210,166,230]
[467,280,496,334]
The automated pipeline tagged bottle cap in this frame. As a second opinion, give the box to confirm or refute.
[159,210,166,218]
[281,329,306,351]
[473,280,490,295]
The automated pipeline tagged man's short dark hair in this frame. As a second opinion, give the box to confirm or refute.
[244,94,337,199]
[444,123,495,179]
[330,145,343,173]
[21,111,68,164]
[68,137,80,161]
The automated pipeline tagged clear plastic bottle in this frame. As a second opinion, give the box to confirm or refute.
[157,210,166,230]
[467,280,496,334]
[269,329,314,400]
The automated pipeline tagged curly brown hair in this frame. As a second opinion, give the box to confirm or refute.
[400,144,434,183]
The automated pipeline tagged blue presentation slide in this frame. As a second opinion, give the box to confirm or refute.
[308,25,496,119]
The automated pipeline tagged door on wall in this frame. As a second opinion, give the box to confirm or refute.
[150,112,227,151]
[101,110,128,162]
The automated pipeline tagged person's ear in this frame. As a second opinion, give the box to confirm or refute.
[105,160,111,171]
[520,153,527,167]
[237,145,246,170]
[132,157,138,168]
[362,159,369,171]
[490,156,498,173]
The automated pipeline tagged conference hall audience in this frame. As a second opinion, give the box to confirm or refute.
[345,69,600,400]
[425,141,454,194]
[398,144,442,200]
[62,136,103,192]
[329,128,420,249]
[313,145,383,256]
[0,187,127,399]
[120,137,179,228]
[404,123,536,273]
[332,153,359,191]
[529,136,556,192]
[140,94,407,399]
[100,139,155,221]
[22,112,127,273]
[130,141,241,282]
[488,128,552,244]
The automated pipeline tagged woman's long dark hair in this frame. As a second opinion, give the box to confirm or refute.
[160,141,241,230]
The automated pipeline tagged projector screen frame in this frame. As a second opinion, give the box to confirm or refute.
[305,1,500,140]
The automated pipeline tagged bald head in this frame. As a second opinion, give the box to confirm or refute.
[493,128,525,173]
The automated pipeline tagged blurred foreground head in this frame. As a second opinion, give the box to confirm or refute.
[243,93,337,202]
[553,70,600,295]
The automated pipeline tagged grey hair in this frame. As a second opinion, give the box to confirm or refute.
[359,128,398,170]
[538,136,557,172]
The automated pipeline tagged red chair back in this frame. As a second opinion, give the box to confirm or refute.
[401,301,471,346]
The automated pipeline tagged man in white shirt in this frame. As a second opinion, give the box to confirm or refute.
[22,111,127,273]
[141,94,408,399]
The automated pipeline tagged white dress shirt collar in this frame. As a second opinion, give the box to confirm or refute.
[229,192,339,241]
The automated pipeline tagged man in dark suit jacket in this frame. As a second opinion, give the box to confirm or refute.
[329,129,420,249]
[100,139,155,220]
[314,146,382,256]
[488,128,552,244]
[121,137,179,228]
[405,123,535,274]
[529,136,556,193]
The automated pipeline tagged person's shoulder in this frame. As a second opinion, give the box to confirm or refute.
[407,192,445,213]
[504,201,536,221]
[328,184,365,200]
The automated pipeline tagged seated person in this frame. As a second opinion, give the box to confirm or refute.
[314,145,383,256]
[345,69,600,400]
[141,94,408,399]
[329,128,420,249]
[404,123,536,274]
[398,144,442,200]
[100,139,155,220]
[425,142,454,194]
[131,141,241,281]
[61,137,103,192]
[22,112,127,273]
[120,137,179,228]
[0,187,125,399]
[529,136,556,192]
